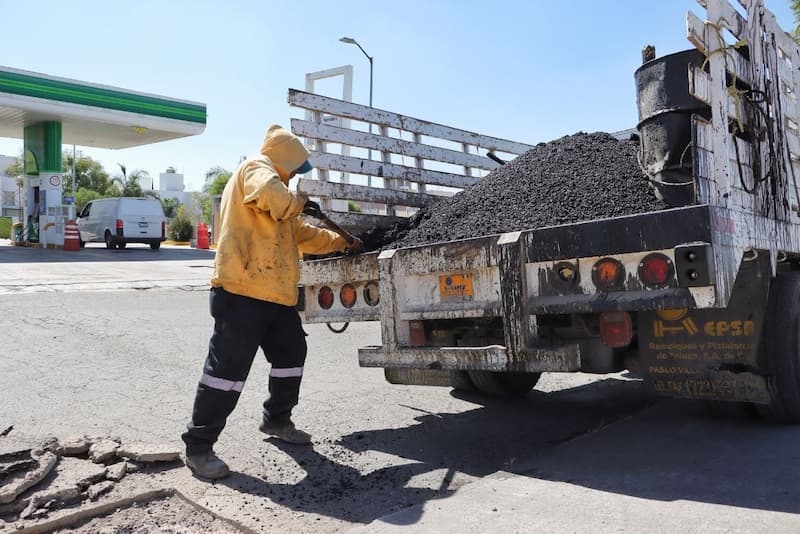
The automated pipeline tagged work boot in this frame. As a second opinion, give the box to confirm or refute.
[259,420,312,445]
[184,450,230,480]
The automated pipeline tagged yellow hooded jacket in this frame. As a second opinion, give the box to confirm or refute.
[211,124,348,305]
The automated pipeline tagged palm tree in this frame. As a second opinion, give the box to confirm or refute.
[112,163,150,197]
[794,0,800,40]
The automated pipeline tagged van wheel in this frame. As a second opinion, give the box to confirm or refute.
[104,231,115,249]
[79,238,85,248]
[150,242,161,250]
[117,241,126,249]
[467,371,541,398]
[755,272,800,422]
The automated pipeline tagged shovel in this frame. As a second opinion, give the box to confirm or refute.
[302,200,360,248]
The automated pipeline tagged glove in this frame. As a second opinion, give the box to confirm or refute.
[302,199,323,218]
[345,236,364,255]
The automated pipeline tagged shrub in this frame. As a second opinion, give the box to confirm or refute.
[168,205,193,242]
[0,217,11,239]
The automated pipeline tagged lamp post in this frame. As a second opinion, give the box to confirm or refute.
[339,36,374,186]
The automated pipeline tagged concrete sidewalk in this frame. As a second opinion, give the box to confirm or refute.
[0,239,215,294]
[352,401,800,534]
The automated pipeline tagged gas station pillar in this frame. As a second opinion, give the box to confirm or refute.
[23,121,64,246]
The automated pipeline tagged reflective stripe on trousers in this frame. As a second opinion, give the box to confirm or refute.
[269,366,303,378]
[199,373,245,392]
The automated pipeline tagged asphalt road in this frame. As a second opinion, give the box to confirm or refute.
[1,241,799,533]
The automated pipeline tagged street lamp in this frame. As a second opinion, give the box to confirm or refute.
[340,36,374,186]
[339,37,373,109]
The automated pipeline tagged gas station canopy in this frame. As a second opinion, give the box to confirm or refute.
[0,66,206,149]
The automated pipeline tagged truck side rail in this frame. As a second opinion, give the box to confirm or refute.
[687,0,800,299]
[288,89,534,235]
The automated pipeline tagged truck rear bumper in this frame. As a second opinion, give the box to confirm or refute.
[358,344,581,373]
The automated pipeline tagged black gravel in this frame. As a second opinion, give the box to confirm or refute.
[359,132,668,251]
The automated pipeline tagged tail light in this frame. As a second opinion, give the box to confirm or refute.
[340,284,357,308]
[318,286,334,309]
[409,320,427,346]
[638,253,673,289]
[592,258,624,291]
[599,312,633,348]
[161,221,166,239]
[363,281,380,306]
[115,219,124,237]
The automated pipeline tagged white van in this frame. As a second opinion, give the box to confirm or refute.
[77,197,165,250]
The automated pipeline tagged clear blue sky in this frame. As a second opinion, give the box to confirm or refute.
[0,0,795,191]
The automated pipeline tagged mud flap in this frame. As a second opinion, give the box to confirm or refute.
[638,255,771,403]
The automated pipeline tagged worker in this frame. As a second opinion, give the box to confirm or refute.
[181,124,363,480]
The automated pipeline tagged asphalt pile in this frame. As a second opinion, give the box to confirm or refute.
[359,132,668,251]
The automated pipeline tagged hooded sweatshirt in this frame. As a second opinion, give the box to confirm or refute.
[211,124,347,305]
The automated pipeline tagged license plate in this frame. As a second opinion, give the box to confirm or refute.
[138,222,148,228]
[439,273,474,301]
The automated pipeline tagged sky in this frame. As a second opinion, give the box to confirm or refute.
[0,0,796,192]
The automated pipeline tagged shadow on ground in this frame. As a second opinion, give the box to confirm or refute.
[219,377,659,525]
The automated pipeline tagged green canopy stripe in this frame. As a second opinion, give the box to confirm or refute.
[0,70,206,124]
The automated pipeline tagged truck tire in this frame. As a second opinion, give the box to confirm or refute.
[449,371,476,392]
[104,230,115,250]
[756,272,800,422]
[467,371,541,398]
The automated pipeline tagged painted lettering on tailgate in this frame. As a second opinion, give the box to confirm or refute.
[439,274,474,301]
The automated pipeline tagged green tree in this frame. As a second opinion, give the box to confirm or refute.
[112,163,150,197]
[62,152,112,195]
[74,188,104,214]
[203,168,232,194]
[794,0,800,40]
[200,166,232,224]
[161,197,180,218]
[3,156,22,178]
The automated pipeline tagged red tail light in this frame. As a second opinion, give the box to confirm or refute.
[638,253,673,289]
[318,286,334,309]
[599,312,633,348]
[115,219,124,237]
[161,221,166,239]
[409,320,426,346]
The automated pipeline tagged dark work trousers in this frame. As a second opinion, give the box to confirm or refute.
[182,287,307,455]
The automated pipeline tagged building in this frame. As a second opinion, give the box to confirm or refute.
[145,167,194,212]
[0,154,21,223]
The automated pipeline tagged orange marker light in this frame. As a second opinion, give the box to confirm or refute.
[340,284,357,308]
[592,258,625,291]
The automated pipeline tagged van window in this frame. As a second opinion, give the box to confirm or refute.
[79,203,92,218]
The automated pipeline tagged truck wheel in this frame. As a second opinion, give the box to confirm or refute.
[756,272,800,422]
[150,242,161,250]
[117,241,126,249]
[467,371,541,398]
[104,231,115,250]
[450,371,476,392]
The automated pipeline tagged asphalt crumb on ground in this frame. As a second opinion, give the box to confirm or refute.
[53,494,247,533]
